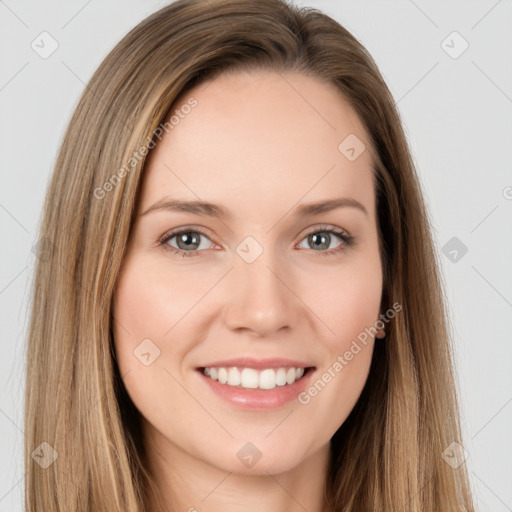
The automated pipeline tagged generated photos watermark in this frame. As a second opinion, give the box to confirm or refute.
[93,97,198,200]
[297,301,402,405]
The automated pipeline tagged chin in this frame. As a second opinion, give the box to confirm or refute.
[202,441,313,476]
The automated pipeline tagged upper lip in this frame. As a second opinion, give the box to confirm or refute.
[197,357,316,370]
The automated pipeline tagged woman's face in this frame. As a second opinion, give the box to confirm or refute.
[112,70,383,476]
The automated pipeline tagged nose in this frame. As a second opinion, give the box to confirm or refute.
[222,250,301,338]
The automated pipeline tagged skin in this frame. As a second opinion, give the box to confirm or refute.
[112,69,383,512]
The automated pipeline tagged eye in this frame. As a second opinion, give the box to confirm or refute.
[159,228,214,257]
[159,224,356,258]
[296,224,355,256]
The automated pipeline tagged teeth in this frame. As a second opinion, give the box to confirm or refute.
[276,368,287,386]
[241,368,259,389]
[227,367,241,386]
[259,369,276,390]
[202,366,307,390]
[218,367,228,384]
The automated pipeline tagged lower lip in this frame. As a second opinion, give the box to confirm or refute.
[197,368,315,410]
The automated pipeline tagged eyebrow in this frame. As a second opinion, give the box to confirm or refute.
[141,197,367,219]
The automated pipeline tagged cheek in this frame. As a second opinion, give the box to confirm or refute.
[112,273,158,358]
[335,278,382,344]
[111,259,198,424]
[298,273,380,435]
[111,260,176,385]
[296,251,381,421]
[304,257,383,350]
[112,258,204,349]
[111,256,217,396]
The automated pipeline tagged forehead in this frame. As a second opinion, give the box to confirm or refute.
[139,70,376,221]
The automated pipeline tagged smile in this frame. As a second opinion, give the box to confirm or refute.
[201,366,309,390]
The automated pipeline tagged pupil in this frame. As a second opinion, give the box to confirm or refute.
[179,232,199,249]
[311,233,329,250]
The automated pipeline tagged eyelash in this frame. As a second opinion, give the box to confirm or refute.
[158,224,356,259]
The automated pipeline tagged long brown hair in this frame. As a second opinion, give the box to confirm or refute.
[24,0,474,510]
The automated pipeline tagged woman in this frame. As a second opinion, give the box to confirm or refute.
[24,0,475,510]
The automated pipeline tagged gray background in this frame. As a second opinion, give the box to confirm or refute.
[1,0,511,510]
